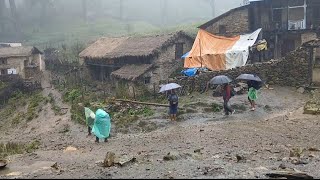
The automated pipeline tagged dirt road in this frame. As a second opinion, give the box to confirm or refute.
[1,80,319,179]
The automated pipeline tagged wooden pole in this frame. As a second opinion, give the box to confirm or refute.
[113,99,169,107]
[133,86,136,100]
[153,83,156,99]
[199,38,202,68]
[308,47,314,85]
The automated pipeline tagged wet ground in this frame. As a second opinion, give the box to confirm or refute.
[1,81,320,179]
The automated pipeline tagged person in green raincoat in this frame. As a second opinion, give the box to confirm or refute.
[84,105,95,136]
[247,80,258,111]
[92,109,111,143]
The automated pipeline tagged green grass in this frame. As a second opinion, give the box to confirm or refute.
[22,17,199,49]
[0,140,40,159]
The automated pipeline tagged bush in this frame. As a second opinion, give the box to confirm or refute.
[64,89,82,103]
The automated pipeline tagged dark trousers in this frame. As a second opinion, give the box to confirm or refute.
[223,99,233,115]
[88,126,92,135]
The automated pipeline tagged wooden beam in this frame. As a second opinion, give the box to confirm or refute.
[113,99,170,107]
[266,171,313,179]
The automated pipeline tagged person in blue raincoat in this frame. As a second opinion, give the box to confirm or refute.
[92,109,111,143]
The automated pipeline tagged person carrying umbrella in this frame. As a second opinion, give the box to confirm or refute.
[222,83,235,115]
[159,83,181,121]
[236,74,262,111]
[210,75,235,116]
[168,89,179,121]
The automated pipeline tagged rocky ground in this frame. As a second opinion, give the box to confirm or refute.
[0,72,319,179]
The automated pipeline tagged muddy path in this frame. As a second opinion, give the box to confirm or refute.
[1,81,319,179]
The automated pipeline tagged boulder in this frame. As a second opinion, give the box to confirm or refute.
[297,87,305,94]
[104,152,116,167]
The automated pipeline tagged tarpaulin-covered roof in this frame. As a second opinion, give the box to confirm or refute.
[184,28,262,71]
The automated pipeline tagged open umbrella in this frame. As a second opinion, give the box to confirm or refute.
[236,74,262,82]
[159,83,181,93]
[209,75,233,85]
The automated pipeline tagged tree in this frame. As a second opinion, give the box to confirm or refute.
[9,0,20,36]
[160,0,168,26]
[0,0,7,32]
[82,0,87,23]
[119,0,123,20]
[202,0,215,17]
[207,0,216,17]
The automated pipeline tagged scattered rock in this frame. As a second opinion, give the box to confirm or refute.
[212,155,220,159]
[194,148,204,153]
[282,157,289,162]
[254,166,269,171]
[279,163,286,169]
[236,154,246,163]
[104,152,116,167]
[115,155,136,166]
[51,162,59,170]
[291,158,309,165]
[163,152,180,161]
[63,146,77,153]
[290,148,304,158]
[308,147,320,152]
[297,87,305,94]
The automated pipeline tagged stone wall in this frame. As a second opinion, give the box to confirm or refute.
[0,57,26,77]
[148,36,193,89]
[25,66,42,82]
[168,47,310,95]
[204,7,250,36]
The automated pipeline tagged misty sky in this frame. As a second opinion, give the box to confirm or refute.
[6,0,244,26]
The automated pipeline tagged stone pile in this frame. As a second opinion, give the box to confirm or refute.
[170,47,310,94]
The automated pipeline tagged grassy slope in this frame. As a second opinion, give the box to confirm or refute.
[23,18,202,49]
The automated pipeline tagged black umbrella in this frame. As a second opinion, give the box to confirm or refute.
[210,75,233,85]
[236,74,262,82]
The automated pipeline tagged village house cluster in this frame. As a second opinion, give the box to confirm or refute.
[1,0,319,93]
[0,43,44,82]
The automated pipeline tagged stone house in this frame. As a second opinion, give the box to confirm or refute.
[198,0,320,61]
[0,46,44,79]
[79,31,193,95]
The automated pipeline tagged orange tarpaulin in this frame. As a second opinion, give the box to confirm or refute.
[184,29,240,70]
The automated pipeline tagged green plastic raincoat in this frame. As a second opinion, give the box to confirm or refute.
[248,87,258,101]
[84,107,95,128]
[92,109,111,140]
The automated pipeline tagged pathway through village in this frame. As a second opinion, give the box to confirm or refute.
[0,72,320,179]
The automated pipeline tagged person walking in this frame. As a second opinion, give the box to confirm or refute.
[222,83,235,115]
[84,105,95,137]
[168,89,179,121]
[92,109,111,143]
[247,80,258,111]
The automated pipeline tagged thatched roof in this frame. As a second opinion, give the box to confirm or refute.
[0,46,43,58]
[111,64,153,81]
[79,31,192,59]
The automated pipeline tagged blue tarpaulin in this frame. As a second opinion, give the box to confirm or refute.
[181,68,198,77]
[181,51,190,59]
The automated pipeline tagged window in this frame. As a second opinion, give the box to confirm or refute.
[175,43,184,59]
[24,60,28,66]
[0,58,7,65]
[219,25,227,34]
[144,77,151,84]
[0,69,7,75]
